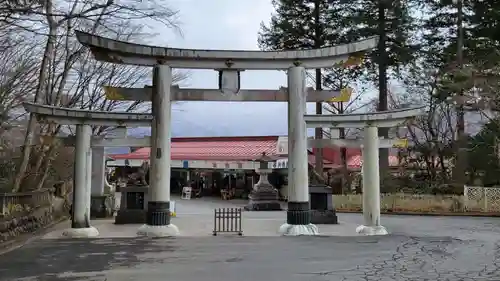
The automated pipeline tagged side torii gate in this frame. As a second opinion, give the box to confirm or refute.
[23,103,153,237]
[71,31,378,237]
[305,107,426,235]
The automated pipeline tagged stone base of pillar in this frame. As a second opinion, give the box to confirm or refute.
[278,223,319,236]
[90,195,114,218]
[135,201,180,236]
[355,225,388,236]
[62,227,99,238]
[137,224,180,237]
[278,201,320,235]
[310,210,338,224]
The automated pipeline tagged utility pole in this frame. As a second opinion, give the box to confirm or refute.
[453,0,467,190]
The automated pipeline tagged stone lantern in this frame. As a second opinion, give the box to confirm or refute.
[245,152,282,211]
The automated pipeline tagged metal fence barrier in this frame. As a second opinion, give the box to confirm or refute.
[213,208,243,236]
[1,188,53,216]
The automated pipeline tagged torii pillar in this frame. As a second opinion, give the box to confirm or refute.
[356,127,386,235]
[278,66,319,236]
[137,65,179,237]
[66,124,99,237]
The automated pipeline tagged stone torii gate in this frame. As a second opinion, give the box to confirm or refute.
[23,103,153,237]
[103,86,355,213]
[25,85,351,236]
[305,107,426,235]
[41,31,378,237]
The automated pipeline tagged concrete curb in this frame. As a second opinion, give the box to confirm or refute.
[0,215,69,256]
[337,210,500,218]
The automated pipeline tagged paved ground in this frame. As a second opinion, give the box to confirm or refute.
[1,235,500,280]
[43,196,357,238]
[2,197,500,280]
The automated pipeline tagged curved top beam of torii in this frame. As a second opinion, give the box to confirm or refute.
[23,102,152,126]
[75,30,379,70]
[304,106,427,128]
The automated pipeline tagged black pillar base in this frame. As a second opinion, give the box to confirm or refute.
[286,201,311,225]
[146,201,171,226]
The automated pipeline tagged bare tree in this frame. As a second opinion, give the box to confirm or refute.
[385,65,459,189]
[8,0,181,192]
[0,35,39,131]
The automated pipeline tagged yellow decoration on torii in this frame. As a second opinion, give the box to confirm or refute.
[343,55,364,67]
[329,87,353,103]
[392,139,409,148]
[104,86,124,100]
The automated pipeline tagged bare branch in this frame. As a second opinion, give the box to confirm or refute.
[5,0,183,191]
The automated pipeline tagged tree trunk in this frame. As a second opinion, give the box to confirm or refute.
[453,0,467,192]
[13,0,57,192]
[313,0,324,175]
[377,0,389,179]
[36,155,53,190]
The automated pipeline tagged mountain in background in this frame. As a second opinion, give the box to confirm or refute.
[92,102,492,155]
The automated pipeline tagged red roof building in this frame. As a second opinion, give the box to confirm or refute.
[322,147,362,165]
[321,146,400,169]
[111,136,281,161]
[109,136,399,169]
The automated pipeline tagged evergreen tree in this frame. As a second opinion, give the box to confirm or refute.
[470,0,500,54]
[423,0,500,90]
[340,0,419,175]
[467,121,500,186]
[424,0,500,66]
[421,0,465,68]
[259,0,364,178]
[259,0,419,181]
[424,0,500,188]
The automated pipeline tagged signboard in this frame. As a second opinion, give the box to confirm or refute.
[276,136,288,155]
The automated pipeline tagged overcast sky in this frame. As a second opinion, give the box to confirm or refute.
[139,0,316,137]
[110,0,489,156]
[124,0,486,141]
